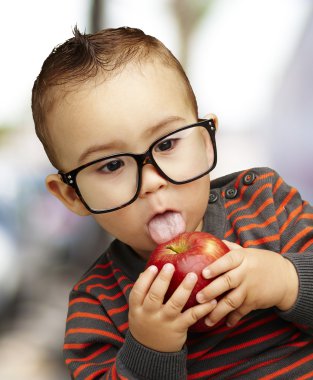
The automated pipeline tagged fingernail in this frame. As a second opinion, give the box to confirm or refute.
[210,299,217,307]
[196,292,205,303]
[186,272,197,283]
[148,265,158,273]
[205,317,214,327]
[202,269,212,279]
[163,263,174,272]
[227,320,236,328]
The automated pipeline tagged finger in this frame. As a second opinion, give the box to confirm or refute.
[181,299,217,328]
[163,272,198,317]
[202,249,244,280]
[204,287,245,327]
[197,266,242,304]
[129,265,159,307]
[143,263,175,310]
[222,240,242,250]
[226,304,252,327]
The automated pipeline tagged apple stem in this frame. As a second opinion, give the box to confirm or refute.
[166,244,186,254]
[166,245,178,253]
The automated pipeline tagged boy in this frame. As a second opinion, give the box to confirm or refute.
[32,27,313,379]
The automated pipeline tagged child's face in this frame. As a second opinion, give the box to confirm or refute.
[46,60,214,258]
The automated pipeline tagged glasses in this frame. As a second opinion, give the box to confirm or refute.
[59,118,217,213]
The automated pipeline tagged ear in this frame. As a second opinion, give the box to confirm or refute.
[201,113,218,165]
[45,174,90,216]
[204,113,219,130]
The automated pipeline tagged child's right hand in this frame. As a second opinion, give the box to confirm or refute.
[128,263,217,352]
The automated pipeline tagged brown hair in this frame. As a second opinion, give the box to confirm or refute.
[32,26,198,168]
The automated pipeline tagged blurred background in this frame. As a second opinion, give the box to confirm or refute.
[0,0,312,378]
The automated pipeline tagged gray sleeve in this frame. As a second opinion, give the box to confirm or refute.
[116,330,187,380]
[276,252,313,330]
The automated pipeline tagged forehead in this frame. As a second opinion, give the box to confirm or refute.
[47,61,196,170]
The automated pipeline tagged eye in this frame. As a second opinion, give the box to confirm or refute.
[154,138,176,152]
[154,129,193,153]
[99,159,125,173]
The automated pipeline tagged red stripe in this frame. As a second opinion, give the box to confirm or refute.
[231,197,273,225]
[69,297,100,307]
[224,197,274,238]
[187,347,211,360]
[296,212,313,223]
[74,358,114,378]
[108,303,129,317]
[234,169,250,188]
[275,187,297,218]
[64,342,92,350]
[65,328,124,343]
[279,204,302,235]
[259,352,313,379]
[228,314,278,338]
[118,321,129,331]
[300,238,313,252]
[224,226,235,238]
[74,273,114,291]
[65,344,111,364]
[87,274,129,292]
[112,363,117,380]
[224,171,274,210]
[272,176,283,194]
[202,327,292,360]
[242,234,280,248]
[282,226,313,253]
[66,311,111,324]
[226,183,272,219]
[98,284,132,301]
[234,356,284,378]
[95,262,112,270]
[87,282,120,292]
[297,371,313,380]
[188,359,245,379]
[235,215,277,236]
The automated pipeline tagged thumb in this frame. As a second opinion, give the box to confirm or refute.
[222,240,242,251]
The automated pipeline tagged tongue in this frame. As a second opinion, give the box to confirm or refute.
[148,211,186,245]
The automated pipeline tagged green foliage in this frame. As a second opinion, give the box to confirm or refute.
[170,0,215,31]
[0,124,15,143]
[169,0,216,67]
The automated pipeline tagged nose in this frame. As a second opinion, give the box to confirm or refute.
[138,163,168,198]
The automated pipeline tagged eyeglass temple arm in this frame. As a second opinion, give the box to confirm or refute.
[58,170,75,186]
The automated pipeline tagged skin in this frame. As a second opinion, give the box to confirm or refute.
[45,62,212,258]
[45,60,299,353]
[197,241,299,328]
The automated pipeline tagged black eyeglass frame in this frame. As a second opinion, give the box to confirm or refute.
[59,118,217,214]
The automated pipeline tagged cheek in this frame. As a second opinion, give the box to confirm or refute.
[93,208,156,257]
[180,176,210,223]
[182,175,210,205]
[93,207,143,242]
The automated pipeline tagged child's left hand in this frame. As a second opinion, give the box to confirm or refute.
[196,241,299,328]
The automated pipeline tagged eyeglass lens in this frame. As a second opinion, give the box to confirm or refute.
[76,125,214,212]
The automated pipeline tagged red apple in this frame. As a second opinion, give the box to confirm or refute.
[146,231,230,331]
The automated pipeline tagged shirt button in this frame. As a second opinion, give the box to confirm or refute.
[209,191,218,203]
[243,172,256,185]
[225,187,237,199]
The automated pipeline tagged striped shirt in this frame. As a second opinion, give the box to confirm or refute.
[64,168,313,379]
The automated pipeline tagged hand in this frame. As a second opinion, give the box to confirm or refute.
[196,241,299,328]
[128,263,217,352]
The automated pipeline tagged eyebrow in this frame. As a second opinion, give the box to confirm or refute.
[78,139,123,165]
[77,116,186,164]
[143,116,186,138]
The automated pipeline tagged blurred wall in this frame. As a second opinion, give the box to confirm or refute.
[0,1,312,379]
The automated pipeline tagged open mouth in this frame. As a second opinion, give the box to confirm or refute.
[147,210,186,245]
